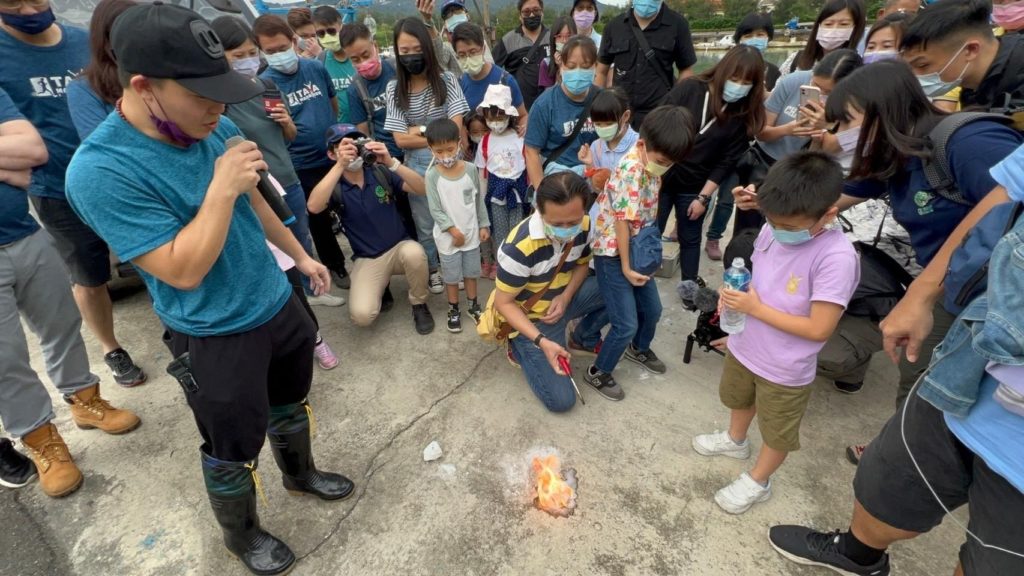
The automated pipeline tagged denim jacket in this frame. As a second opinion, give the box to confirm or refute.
[920,217,1024,417]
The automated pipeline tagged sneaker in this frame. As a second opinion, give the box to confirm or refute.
[705,239,723,261]
[768,526,891,576]
[846,444,866,465]
[428,271,444,295]
[331,268,351,290]
[834,380,864,394]
[0,438,37,489]
[307,293,346,307]
[714,472,771,514]
[103,348,146,388]
[314,340,339,370]
[467,302,482,324]
[412,304,435,334]
[568,336,602,356]
[583,366,625,401]
[625,345,667,374]
[380,285,395,313]
[447,308,462,333]
[692,430,751,459]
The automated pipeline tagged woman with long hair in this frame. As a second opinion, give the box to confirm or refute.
[66,0,136,139]
[780,0,866,76]
[538,15,576,89]
[384,17,470,294]
[657,44,766,283]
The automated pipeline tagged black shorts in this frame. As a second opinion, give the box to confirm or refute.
[854,390,1024,576]
[30,195,111,287]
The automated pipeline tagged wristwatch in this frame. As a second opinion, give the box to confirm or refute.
[697,194,712,206]
[533,333,545,348]
[418,125,427,136]
[388,157,402,172]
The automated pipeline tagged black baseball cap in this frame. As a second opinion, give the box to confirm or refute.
[110,2,263,104]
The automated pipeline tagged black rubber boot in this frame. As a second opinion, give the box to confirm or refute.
[267,402,354,501]
[201,452,295,575]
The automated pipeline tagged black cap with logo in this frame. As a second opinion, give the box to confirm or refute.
[110,2,263,104]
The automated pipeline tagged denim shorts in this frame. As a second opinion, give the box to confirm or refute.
[439,247,482,284]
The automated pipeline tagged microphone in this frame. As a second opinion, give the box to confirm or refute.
[225,135,295,225]
[677,280,720,313]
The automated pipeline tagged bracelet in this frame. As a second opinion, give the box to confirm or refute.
[697,194,712,206]
[533,333,545,348]
[389,157,402,172]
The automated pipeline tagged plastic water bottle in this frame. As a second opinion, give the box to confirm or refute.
[721,257,752,335]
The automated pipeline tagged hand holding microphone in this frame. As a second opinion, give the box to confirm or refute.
[224,136,295,225]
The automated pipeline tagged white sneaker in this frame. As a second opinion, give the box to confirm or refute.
[692,430,751,459]
[307,293,346,307]
[429,271,444,294]
[714,472,772,514]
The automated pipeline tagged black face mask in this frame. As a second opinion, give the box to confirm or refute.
[399,53,427,75]
[523,14,542,31]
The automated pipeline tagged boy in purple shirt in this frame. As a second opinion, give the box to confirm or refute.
[692,151,860,514]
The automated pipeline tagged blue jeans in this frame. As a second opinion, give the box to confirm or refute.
[404,148,439,272]
[283,182,314,293]
[509,276,607,413]
[707,172,738,241]
[593,256,663,373]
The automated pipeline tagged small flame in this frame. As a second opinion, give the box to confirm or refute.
[531,455,576,516]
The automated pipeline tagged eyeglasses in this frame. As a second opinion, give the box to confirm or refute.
[315,27,339,38]
[0,0,48,9]
[520,9,542,17]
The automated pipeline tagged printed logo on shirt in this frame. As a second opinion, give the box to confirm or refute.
[332,77,353,93]
[371,93,387,113]
[561,117,595,137]
[786,272,802,294]
[286,82,324,108]
[783,105,799,120]
[374,184,390,204]
[913,190,935,215]
[29,71,78,98]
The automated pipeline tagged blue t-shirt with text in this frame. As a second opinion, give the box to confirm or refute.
[524,85,597,168]
[0,88,39,245]
[261,59,337,170]
[346,60,401,159]
[66,114,291,337]
[0,25,89,199]
[459,65,524,113]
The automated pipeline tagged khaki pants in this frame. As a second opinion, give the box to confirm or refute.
[349,240,429,327]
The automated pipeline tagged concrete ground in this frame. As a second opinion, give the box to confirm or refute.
[2,246,968,576]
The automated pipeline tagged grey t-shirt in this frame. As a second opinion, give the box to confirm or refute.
[757,70,812,162]
[225,96,300,189]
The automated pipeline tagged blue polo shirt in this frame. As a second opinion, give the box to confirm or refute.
[332,167,409,259]
[459,64,524,112]
[66,114,291,337]
[0,25,89,199]
[844,121,1022,266]
[0,88,39,245]
[261,59,337,170]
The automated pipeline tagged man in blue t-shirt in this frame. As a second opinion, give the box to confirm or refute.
[0,87,140,498]
[64,7,352,573]
[451,21,528,133]
[254,14,352,287]
[340,22,402,160]
[0,0,146,387]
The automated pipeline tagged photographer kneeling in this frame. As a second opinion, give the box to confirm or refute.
[308,124,433,333]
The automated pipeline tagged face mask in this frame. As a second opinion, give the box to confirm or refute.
[470,134,483,144]
[145,94,199,147]
[296,37,321,57]
[769,224,815,245]
[523,14,542,31]
[555,41,566,53]
[645,160,670,177]
[722,80,752,103]
[862,50,899,64]
[562,67,595,95]
[319,33,341,52]
[265,48,299,74]
[916,43,970,98]
[434,154,458,168]
[345,157,364,172]
[459,54,485,75]
[399,53,427,75]
[836,125,860,154]
[544,222,581,240]
[741,37,768,52]
[573,10,596,30]
[231,56,261,78]
[356,55,382,79]
[816,27,853,50]
[632,0,662,19]
[0,7,55,35]
[487,119,509,133]
[994,0,1024,29]
[594,122,620,141]
[446,12,468,33]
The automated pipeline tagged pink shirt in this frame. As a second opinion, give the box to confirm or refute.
[729,225,860,386]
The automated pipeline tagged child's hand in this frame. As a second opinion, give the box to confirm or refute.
[577,143,593,166]
[710,336,728,352]
[720,286,761,315]
[623,269,650,287]
[450,227,466,247]
[733,185,759,212]
[479,227,490,242]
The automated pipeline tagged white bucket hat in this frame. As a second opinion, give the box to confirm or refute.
[476,84,519,116]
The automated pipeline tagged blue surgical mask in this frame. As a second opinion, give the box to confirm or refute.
[769,223,814,245]
[544,222,582,241]
[0,8,55,35]
[916,43,969,98]
[265,48,299,74]
[231,56,261,78]
[722,80,752,103]
[741,37,768,52]
[632,0,662,19]
[446,12,469,33]
[562,68,595,95]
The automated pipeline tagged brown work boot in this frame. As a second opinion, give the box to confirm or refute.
[22,423,83,498]
[66,384,141,435]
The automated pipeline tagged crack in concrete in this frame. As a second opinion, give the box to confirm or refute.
[296,346,500,562]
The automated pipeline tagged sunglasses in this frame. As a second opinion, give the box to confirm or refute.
[316,27,339,38]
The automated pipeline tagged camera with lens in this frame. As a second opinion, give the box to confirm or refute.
[352,137,377,166]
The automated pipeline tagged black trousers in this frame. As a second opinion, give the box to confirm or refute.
[162,295,315,462]
[295,165,347,273]
[657,189,705,282]
[285,267,318,330]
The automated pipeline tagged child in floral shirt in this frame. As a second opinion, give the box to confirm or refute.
[584,106,695,396]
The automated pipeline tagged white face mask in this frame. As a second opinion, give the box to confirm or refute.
[486,119,509,133]
[817,27,853,50]
[345,157,364,172]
